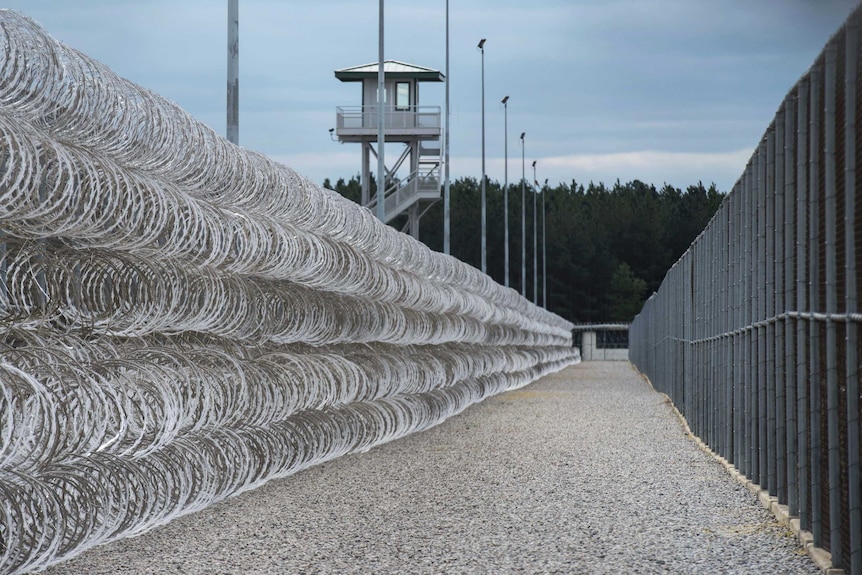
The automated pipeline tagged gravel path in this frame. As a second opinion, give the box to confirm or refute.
[43,362,817,575]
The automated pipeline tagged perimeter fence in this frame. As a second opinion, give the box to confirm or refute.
[629,8,861,574]
[0,11,578,574]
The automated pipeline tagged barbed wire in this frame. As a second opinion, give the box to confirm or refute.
[0,10,578,574]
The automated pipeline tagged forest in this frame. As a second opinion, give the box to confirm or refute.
[322,175,725,324]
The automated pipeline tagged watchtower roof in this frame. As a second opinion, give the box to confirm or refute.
[335,60,445,82]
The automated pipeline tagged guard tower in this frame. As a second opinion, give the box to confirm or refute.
[334,60,444,237]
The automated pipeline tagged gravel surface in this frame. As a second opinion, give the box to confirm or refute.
[43,362,817,575]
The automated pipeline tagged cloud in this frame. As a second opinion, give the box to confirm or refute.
[543,149,753,172]
[443,148,754,192]
[541,149,754,190]
[270,147,755,195]
[268,151,361,185]
[4,0,853,196]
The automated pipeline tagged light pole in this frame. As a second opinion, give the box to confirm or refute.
[443,0,451,254]
[520,132,526,298]
[543,178,548,308]
[227,0,239,144]
[502,95,509,288]
[532,160,537,305]
[376,0,385,223]
[477,38,487,274]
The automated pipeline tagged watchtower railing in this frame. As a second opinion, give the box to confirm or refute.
[335,105,441,135]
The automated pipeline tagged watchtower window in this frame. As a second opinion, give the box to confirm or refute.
[396,82,410,110]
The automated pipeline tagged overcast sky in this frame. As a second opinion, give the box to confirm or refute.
[4,0,859,192]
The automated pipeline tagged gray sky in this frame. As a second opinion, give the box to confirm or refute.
[4,0,859,191]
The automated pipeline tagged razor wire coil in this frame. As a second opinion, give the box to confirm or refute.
[0,10,578,574]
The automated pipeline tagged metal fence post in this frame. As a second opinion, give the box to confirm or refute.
[824,40,842,566]
[733,184,746,472]
[796,75,810,529]
[774,110,787,502]
[843,16,861,573]
[809,61,824,549]
[784,93,798,515]
[685,252,694,426]
[748,157,760,485]
[758,137,769,488]
[724,203,734,459]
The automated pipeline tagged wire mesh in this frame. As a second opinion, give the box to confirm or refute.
[630,7,862,574]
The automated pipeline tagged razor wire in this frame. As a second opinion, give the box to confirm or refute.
[0,10,578,574]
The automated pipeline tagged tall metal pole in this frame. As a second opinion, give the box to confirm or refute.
[532,160,537,304]
[227,0,239,144]
[845,17,861,575]
[443,0,451,254]
[478,39,487,273]
[502,96,509,287]
[376,0,386,223]
[824,41,841,567]
[542,178,547,308]
[520,132,526,297]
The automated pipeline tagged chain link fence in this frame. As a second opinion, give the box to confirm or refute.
[630,8,862,574]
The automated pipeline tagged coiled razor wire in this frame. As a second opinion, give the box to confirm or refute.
[0,10,579,574]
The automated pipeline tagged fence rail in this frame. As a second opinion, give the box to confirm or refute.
[336,105,442,131]
[0,11,578,574]
[630,8,862,574]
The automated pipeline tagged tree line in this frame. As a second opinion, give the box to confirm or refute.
[322,175,724,324]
